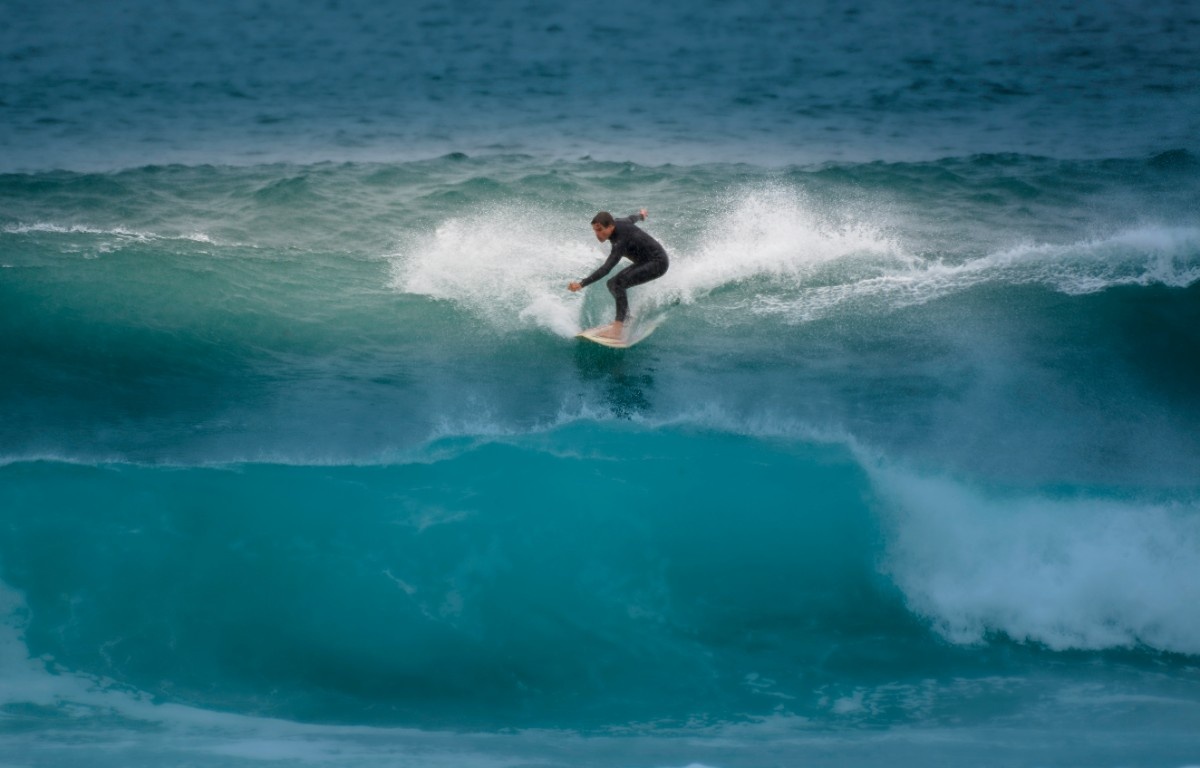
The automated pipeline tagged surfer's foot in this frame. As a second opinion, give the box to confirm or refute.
[596,321,624,339]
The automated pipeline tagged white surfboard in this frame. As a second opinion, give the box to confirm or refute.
[575,324,656,349]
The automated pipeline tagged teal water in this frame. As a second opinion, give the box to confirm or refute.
[3,2,1200,766]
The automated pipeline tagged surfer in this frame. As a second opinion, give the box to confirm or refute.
[568,209,669,340]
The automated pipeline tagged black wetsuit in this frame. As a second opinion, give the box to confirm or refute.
[579,214,669,322]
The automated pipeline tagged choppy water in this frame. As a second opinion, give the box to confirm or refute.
[2,1,1200,767]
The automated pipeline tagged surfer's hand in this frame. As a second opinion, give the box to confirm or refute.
[568,281,582,292]
[639,208,648,220]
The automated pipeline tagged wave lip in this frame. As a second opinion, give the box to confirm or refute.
[733,224,1200,323]
[961,225,1200,294]
[875,465,1200,655]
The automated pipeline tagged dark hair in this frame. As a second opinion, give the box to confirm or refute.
[591,211,615,227]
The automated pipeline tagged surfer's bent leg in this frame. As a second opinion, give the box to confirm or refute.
[606,259,668,322]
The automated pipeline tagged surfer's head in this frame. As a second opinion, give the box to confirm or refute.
[591,211,616,242]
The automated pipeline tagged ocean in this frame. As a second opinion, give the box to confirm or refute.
[2,1,1199,766]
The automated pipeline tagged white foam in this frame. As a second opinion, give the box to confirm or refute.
[872,463,1200,653]
[940,225,1200,295]
[755,224,1200,323]
[389,205,598,337]
[388,187,906,335]
[5,222,144,237]
[3,221,219,245]
[656,183,906,308]
[390,189,1200,336]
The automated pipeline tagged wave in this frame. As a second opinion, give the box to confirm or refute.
[388,178,1200,333]
[0,433,880,727]
[7,554,1182,768]
[4,157,1200,483]
[1,423,1198,768]
[872,462,1200,654]
[12,204,1197,340]
[3,425,1197,668]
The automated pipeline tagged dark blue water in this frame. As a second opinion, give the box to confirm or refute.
[2,2,1200,766]
[5,0,1200,169]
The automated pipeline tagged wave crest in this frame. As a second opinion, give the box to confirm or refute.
[875,464,1200,654]
[390,184,1200,334]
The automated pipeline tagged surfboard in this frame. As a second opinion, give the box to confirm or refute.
[575,324,656,349]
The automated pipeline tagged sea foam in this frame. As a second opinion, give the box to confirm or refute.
[391,204,599,337]
[392,184,1200,337]
[874,464,1200,654]
[390,185,905,334]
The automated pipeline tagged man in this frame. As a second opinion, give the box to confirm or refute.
[568,209,669,340]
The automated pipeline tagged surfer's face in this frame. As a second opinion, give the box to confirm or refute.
[592,222,615,242]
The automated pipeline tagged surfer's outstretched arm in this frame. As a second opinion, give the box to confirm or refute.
[577,251,622,289]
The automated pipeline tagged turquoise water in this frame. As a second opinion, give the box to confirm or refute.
[3,2,1200,766]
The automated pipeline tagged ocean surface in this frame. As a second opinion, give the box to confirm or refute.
[3,1,1200,766]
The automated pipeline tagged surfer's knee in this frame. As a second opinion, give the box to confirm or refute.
[606,276,623,296]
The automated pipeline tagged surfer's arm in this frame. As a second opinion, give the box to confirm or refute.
[623,209,648,224]
[579,250,622,287]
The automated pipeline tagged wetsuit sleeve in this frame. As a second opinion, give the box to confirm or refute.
[579,249,622,287]
[623,213,644,224]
